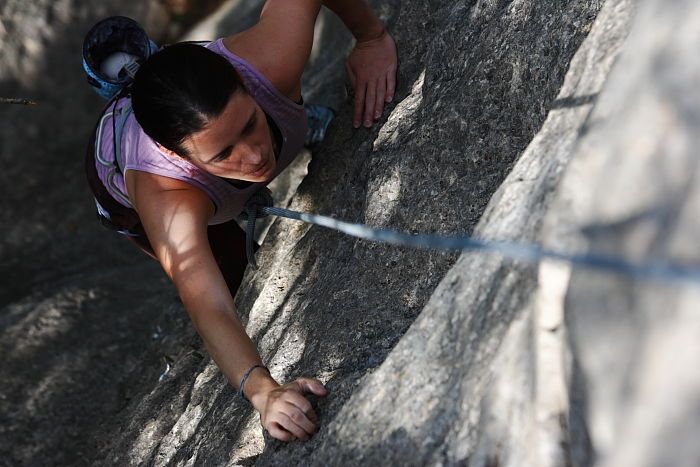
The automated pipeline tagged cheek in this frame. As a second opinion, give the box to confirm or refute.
[257,116,271,141]
[262,125,275,156]
[256,127,268,147]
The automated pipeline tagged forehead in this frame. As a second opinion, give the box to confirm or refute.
[185,91,255,158]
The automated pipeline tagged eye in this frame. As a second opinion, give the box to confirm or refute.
[214,145,233,162]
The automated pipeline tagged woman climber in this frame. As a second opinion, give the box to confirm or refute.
[84,0,397,442]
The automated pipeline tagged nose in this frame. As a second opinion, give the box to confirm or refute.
[238,143,263,166]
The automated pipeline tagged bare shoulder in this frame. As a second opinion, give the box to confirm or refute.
[125,170,215,269]
[125,170,214,221]
[222,0,321,101]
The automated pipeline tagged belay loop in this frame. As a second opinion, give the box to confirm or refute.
[240,188,274,269]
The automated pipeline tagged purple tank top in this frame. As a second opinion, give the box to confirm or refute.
[94,38,307,225]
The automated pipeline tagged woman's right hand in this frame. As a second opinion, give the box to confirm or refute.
[251,377,329,441]
[345,27,398,128]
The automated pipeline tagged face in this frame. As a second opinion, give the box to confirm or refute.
[179,91,276,182]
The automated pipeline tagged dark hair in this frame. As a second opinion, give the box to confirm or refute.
[131,43,245,157]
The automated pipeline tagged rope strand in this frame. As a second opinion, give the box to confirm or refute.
[240,192,700,284]
[251,206,700,284]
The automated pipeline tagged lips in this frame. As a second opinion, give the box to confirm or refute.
[248,161,269,178]
[248,155,277,180]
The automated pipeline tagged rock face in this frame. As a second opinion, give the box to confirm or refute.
[543,1,700,465]
[0,3,175,466]
[1,0,699,466]
[94,0,604,464]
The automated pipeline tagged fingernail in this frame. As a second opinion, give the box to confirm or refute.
[375,112,380,119]
[364,120,372,127]
[387,96,393,103]
[353,122,360,128]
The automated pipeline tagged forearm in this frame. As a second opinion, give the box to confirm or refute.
[135,184,279,412]
[155,223,328,441]
[323,0,385,42]
[177,273,278,411]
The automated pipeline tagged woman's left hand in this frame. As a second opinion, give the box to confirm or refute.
[253,377,328,442]
[345,28,397,128]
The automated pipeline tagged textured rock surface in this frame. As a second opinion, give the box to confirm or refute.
[3,0,699,465]
[273,1,630,465]
[286,1,632,464]
[542,0,700,465]
[0,3,175,466]
[89,0,601,464]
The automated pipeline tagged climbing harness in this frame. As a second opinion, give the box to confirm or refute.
[241,194,700,284]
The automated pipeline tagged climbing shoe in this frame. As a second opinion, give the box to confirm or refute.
[304,104,335,148]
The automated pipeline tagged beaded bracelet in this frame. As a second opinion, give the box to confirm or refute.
[238,364,269,401]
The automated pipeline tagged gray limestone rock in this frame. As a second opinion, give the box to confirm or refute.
[268,1,630,465]
[82,0,604,464]
[542,0,700,465]
[117,0,600,464]
[3,0,699,465]
[0,2,177,466]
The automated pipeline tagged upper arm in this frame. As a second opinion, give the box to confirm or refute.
[128,172,243,333]
[129,172,239,317]
[223,0,322,99]
[127,171,220,288]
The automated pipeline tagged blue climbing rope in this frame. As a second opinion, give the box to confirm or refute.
[242,193,700,284]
